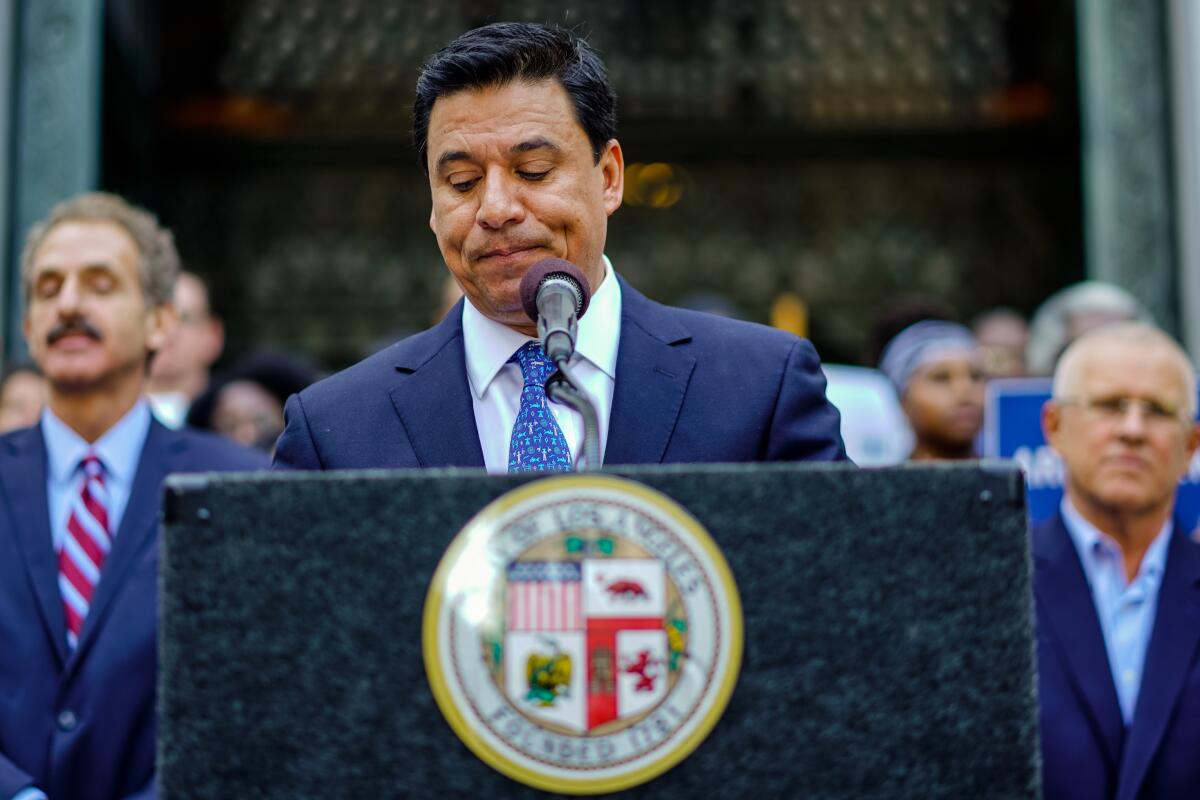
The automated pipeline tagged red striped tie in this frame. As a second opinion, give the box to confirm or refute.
[58,452,111,649]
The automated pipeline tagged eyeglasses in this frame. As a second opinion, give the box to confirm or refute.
[1056,395,1191,426]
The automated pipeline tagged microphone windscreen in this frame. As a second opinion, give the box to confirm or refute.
[519,259,592,321]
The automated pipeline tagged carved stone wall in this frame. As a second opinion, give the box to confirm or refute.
[99,0,1086,369]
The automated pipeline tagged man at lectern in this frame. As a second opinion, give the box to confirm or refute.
[1035,322,1200,799]
[273,22,847,472]
[0,193,266,800]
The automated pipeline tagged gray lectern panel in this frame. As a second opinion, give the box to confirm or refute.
[159,462,1037,799]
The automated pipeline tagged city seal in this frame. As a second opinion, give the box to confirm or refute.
[422,474,743,794]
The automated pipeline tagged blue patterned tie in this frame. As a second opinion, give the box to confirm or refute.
[508,341,573,472]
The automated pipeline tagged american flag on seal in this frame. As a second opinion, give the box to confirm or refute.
[506,561,584,632]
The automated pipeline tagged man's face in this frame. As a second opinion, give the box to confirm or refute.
[150,273,223,384]
[23,221,172,395]
[1044,341,1200,518]
[426,79,624,331]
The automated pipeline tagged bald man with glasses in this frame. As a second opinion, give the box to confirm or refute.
[1035,322,1200,800]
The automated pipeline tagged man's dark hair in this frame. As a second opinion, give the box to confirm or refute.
[413,22,617,173]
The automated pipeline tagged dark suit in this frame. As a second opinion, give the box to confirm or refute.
[0,418,266,800]
[1033,512,1200,800]
[274,278,846,469]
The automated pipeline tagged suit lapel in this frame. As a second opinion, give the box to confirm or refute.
[1115,520,1200,800]
[70,420,178,665]
[0,425,68,665]
[388,303,485,468]
[604,279,695,465]
[1034,513,1126,770]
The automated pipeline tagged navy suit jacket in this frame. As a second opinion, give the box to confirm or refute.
[274,279,847,469]
[0,419,266,800]
[1033,512,1200,800]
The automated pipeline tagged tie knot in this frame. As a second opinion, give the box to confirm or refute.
[81,453,104,480]
[511,341,556,387]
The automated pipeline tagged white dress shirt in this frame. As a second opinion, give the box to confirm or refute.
[463,256,621,473]
[41,399,152,550]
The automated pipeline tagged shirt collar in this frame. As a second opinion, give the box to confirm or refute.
[41,398,153,484]
[462,255,622,399]
[1061,496,1173,583]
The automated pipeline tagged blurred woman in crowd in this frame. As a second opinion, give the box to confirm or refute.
[186,353,317,455]
[879,320,985,461]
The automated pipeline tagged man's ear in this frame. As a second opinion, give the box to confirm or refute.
[599,139,624,216]
[1042,401,1062,452]
[1186,420,1200,460]
[201,317,225,365]
[146,301,178,356]
[429,206,437,234]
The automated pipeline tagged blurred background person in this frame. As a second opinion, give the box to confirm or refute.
[1026,280,1152,376]
[973,307,1030,379]
[187,352,317,454]
[0,363,47,433]
[879,319,986,461]
[146,270,225,428]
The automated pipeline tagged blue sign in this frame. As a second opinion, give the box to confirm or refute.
[983,378,1200,526]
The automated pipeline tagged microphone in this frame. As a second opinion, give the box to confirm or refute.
[519,259,591,363]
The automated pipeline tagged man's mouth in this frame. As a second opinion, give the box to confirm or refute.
[1102,452,1150,471]
[477,244,540,261]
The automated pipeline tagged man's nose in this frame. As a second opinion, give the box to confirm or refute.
[952,373,980,401]
[1115,401,1150,438]
[55,275,83,313]
[476,170,525,229]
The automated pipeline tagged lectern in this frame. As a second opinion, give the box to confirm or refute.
[159,462,1038,799]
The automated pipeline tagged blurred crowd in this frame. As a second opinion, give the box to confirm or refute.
[824,279,1155,466]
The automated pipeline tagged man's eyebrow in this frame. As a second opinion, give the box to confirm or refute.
[511,138,561,155]
[436,150,472,171]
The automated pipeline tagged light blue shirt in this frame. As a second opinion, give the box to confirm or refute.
[1061,497,1172,725]
[41,399,152,551]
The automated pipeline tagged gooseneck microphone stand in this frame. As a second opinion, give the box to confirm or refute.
[545,361,601,472]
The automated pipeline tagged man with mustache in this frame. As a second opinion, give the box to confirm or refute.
[0,193,266,800]
[274,22,846,473]
[1036,322,1200,799]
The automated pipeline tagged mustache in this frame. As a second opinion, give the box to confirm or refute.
[47,317,102,345]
